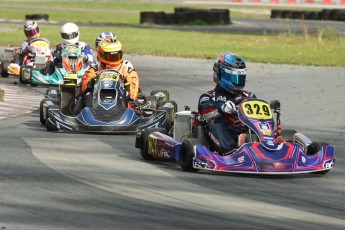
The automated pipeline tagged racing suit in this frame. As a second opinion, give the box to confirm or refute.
[7,38,52,75]
[198,85,256,155]
[53,41,94,68]
[80,59,139,100]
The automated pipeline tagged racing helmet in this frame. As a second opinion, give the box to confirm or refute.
[60,23,79,45]
[97,39,124,69]
[213,51,247,92]
[95,32,117,48]
[24,21,40,40]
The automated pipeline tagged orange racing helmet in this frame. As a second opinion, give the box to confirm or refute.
[97,39,123,69]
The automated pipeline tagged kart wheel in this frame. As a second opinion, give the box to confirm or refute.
[280,129,297,142]
[158,100,177,133]
[40,99,47,125]
[151,90,170,107]
[46,105,59,131]
[146,95,157,109]
[46,119,58,131]
[45,87,59,99]
[307,142,328,156]
[60,87,75,116]
[179,139,199,172]
[140,128,167,160]
[19,65,32,84]
[1,60,10,77]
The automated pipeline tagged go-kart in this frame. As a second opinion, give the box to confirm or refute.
[135,98,335,175]
[43,69,177,133]
[0,46,22,77]
[8,38,55,84]
[24,44,86,86]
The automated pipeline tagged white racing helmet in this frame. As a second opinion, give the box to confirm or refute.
[60,23,79,45]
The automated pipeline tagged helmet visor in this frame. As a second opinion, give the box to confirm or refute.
[61,31,79,40]
[25,27,39,37]
[222,68,246,87]
[99,50,123,63]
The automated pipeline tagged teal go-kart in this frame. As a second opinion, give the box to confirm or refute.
[21,44,86,86]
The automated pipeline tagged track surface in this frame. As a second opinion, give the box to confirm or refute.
[0,55,344,230]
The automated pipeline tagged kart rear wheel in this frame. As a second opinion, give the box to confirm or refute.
[151,90,170,109]
[280,129,297,142]
[146,95,157,109]
[19,65,32,84]
[179,139,199,172]
[60,87,75,116]
[140,128,168,160]
[45,87,59,99]
[158,100,177,133]
[1,60,10,77]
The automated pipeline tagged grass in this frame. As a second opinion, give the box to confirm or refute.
[0,1,344,66]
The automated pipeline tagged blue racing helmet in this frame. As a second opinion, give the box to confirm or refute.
[213,52,247,92]
[95,31,117,48]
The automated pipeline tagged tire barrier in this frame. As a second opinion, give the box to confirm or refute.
[25,14,49,21]
[140,8,230,25]
[271,8,345,21]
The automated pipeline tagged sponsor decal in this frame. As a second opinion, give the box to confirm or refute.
[238,156,244,163]
[301,156,306,164]
[264,137,274,146]
[209,132,220,146]
[324,159,335,169]
[158,148,171,159]
[216,96,226,102]
[199,96,209,103]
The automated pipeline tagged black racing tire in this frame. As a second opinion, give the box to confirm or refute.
[307,142,329,156]
[308,142,330,175]
[1,60,10,77]
[179,139,199,172]
[45,87,59,99]
[19,65,32,84]
[46,105,59,131]
[158,106,173,133]
[151,90,170,107]
[25,14,49,21]
[158,100,177,132]
[146,95,157,109]
[140,128,168,160]
[40,99,47,125]
[60,87,75,116]
[280,129,297,142]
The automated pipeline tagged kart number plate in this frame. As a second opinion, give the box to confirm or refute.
[241,101,272,120]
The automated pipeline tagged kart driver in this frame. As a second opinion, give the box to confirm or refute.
[73,37,140,115]
[8,20,52,75]
[53,22,94,68]
[198,51,257,155]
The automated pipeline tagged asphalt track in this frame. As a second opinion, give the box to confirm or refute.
[0,54,344,230]
[0,6,345,228]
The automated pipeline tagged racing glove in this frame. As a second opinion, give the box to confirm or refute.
[221,100,236,114]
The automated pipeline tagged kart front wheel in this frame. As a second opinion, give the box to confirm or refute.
[307,142,328,156]
[39,99,46,125]
[179,139,199,172]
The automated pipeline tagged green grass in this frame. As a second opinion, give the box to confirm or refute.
[0,1,344,66]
